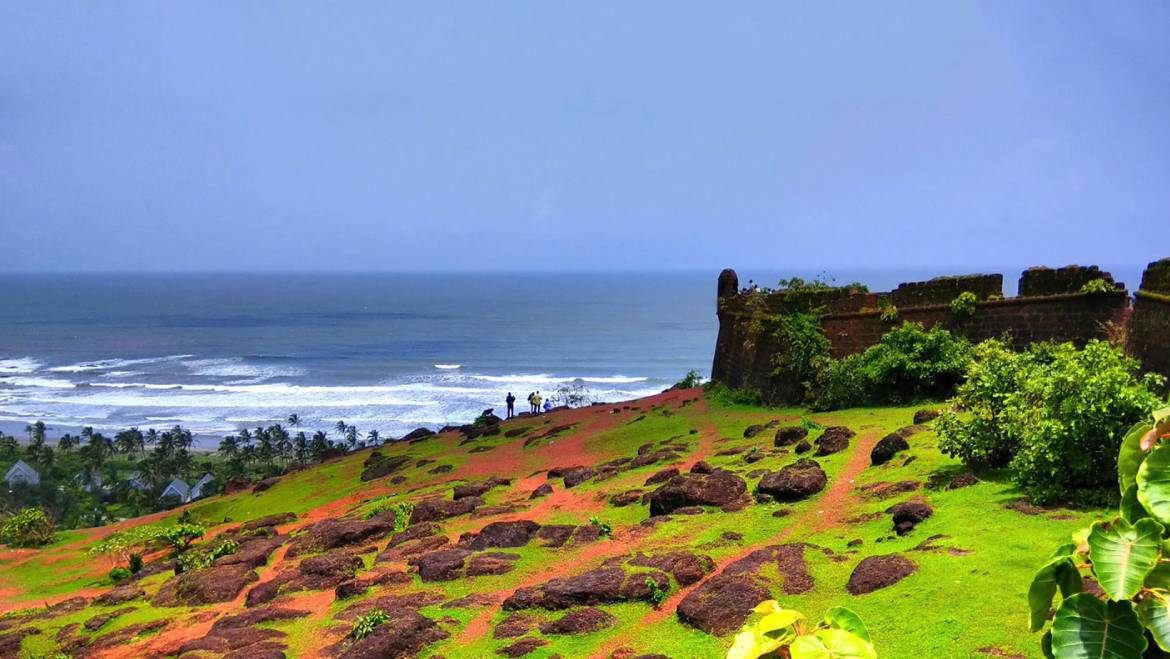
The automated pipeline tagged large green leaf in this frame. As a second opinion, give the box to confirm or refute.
[1087,518,1163,600]
[1028,556,1083,631]
[1051,594,1147,659]
[1119,420,1150,495]
[1120,484,1149,524]
[1146,562,1170,589]
[1138,444,1170,526]
[1138,594,1170,652]
[822,607,871,643]
[789,629,876,659]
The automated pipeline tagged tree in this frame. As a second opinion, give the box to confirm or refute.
[286,414,301,428]
[366,429,380,445]
[114,427,145,460]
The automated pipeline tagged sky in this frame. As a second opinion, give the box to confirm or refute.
[1,2,1168,273]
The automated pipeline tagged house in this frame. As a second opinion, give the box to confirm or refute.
[126,473,149,491]
[158,478,189,503]
[4,460,40,487]
[188,473,214,501]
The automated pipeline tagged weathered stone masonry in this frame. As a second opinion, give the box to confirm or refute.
[712,259,1170,401]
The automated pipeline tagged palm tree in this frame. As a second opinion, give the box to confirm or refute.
[58,433,76,452]
[293,432,308,465]
[286,414,301,428]
[366,429,380,445]
[345,425,358,451]
[335,420,348,439]
[115,428,144,459]
[309,431,330,461]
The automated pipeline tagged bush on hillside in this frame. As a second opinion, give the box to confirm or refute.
[0,507,56,548]
[769,312,830,387]
[703,382,765,408]
[807,322,973,411]
[674,369,705,389]
[938,339,1165,505]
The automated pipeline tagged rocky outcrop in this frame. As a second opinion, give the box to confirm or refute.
[774,426,808,447]
[410,496,484,524]
[286,513,396,557]
[503,567,670,610]
[847,554,917,594]
[814,426,854,456]
[460,520,540,550]
[890,500,933,535]
[646,470,747,516]
[757,459,827,502]
[154,563,258,607]
[539,607,617,635]
[676,544,814,635]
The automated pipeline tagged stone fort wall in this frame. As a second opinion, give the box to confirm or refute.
[711,259,1169,400]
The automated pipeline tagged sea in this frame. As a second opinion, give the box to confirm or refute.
[0,267,1142,450]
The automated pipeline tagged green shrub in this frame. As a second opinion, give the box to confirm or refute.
[589,516,612,537]
[352,608,388,640]
[879,304,899,323]
[0,508,55,548]
[807,322,973,411]
[393,502,414,532]
[938,339,1165,505]
[128,553,143,574]
[108,566,132,583]
[1080,278,1115,294]
[646,576,668,608]
[674,369,704,389]
[769,312,830,386]
[703,382,764,408]
[1026,407,1170,656]
[950,291,978,317]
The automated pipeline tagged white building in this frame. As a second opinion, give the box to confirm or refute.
[158,478,189,503]
[4,460,40,487]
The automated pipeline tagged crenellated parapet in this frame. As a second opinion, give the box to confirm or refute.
[712,260,1168,403]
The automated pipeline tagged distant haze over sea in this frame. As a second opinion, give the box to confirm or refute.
[0,266,1142,448]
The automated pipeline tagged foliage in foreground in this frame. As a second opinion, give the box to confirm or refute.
[1028,406,1170,657]
[939,339,1165,505]
[0,507,56,547]
[807,322,972,411]
[727,600,875,659]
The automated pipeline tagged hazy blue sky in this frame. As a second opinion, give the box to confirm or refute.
[1,2,1168,272]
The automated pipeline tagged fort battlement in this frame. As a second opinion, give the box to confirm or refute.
[712,259,1170,402]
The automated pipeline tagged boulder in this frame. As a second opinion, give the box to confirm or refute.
[409,549,472,582]
[891,500,934,535]
[847,554,917,594]
[461,520,541,550]
[240,512,297,533]
[742,424,765,438]
[494,613,538,639]
[401,427,436,442]
[286,514,396,557]
[153,563,258,607]
[360,451,411,481]
[410,496,483,524]
[95,584,145,606]
[913,409,941,425]
[644,467,679,486]
[814,426,854,456]
[757,459,828,502]
[539,607,616,635]
[214,535,284,569]
[559,466,595,488]
[794,440,812,454]
[467,552,521,576]
[535,525,576,548]
[690,461,714,474]
[499,637,548,657]
[503,567,670,610]
[870,433,910,466]
[609,490,645,507]
[647,471,747,516]
[252,476,281,493]
[454,477,511,500]
[329,609,448,659]
[625,551,714,586]
[676,574,769,635]
[774,426,809,447]
[529,483,554,499]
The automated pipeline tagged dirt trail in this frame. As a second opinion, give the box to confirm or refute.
[588,430,882,659]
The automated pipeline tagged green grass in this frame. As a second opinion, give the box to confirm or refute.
[0,397,1108,658]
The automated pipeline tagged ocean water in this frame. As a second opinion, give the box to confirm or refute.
[0,273,716,447]
[0,265,1142,449]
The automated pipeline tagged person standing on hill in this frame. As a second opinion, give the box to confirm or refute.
[505,392,516,419]
[533,391,542,414]
[527,391,535,414]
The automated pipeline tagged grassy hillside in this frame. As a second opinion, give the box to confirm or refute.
[0,389,1099,658]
